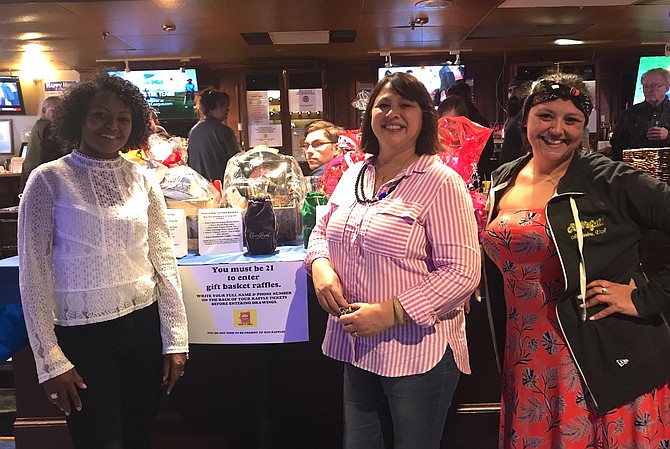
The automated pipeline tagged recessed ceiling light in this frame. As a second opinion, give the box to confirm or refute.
[555,38,584,46]
[19,32,44,41]
[415,0,451,9]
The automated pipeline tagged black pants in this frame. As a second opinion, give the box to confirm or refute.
[55,302,163,449]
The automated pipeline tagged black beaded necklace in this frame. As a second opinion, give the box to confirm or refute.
[354,163,404,204]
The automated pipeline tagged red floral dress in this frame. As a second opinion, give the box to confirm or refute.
[483,208,670,449]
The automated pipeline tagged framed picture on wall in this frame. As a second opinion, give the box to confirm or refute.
[0,119,13,154]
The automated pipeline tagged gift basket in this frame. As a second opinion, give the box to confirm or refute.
[320,129,366,198]
[223,146,307,243]
[437,115,493,242]
[122,136,221,253]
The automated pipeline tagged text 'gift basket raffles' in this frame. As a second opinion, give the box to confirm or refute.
[623,148,670,183]
[223,147,307,243]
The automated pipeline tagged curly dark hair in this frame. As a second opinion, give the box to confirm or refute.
[360,72,440,156]
[52,73,152,151]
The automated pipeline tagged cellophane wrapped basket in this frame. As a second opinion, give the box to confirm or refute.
[223,147,307,243]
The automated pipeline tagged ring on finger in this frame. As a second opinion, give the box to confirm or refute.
[49,392,59,401]
[601,286,607,295]
[353,331,358,337]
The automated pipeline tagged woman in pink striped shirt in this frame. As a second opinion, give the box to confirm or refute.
[305,72,481,449]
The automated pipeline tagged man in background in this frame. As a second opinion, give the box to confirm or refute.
[302,120,343,177]
[20,96,66,191]
[499,77,531,164]
[446,81,497,179]
[610,67,670,161]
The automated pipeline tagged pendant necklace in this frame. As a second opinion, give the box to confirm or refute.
[530,167,565,186]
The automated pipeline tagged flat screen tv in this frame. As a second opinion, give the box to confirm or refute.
[633,56,670,105]
[108,68,199,120]
[0,75,27,115]
[377,65,465,105]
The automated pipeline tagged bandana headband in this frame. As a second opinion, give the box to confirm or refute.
[524,80,593,126]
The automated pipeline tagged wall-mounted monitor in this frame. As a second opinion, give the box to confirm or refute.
[108,68,199,120]
[0,75,27,115]
[377,65,465,105]
[633,56,670,105]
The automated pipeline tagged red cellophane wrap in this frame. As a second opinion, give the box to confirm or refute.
[321,129,366,197]
[437,115,493,242]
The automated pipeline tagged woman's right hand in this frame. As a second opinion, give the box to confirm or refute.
[311,258,349,316]
[43,368,87,416]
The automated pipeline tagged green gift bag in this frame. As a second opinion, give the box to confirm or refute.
[301,191,328,248]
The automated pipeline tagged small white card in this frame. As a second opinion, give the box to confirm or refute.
[198,208,244,255]
[165,209,187,258]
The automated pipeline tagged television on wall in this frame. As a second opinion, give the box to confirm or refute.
[377,65,465,105]
[108,68,199,120]
[0,75,27,115]
[632,56,670,105]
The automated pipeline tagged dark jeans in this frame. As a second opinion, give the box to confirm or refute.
[343,346,460,449]
[54,302,163,449]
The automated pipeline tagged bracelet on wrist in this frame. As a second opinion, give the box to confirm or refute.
[392,296,404,324]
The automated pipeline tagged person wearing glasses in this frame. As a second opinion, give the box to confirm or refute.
[302,119,343,176]
[610,67,670,161]
[20,96,67,191]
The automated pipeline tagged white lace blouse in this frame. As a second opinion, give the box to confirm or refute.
[18,150,188,383]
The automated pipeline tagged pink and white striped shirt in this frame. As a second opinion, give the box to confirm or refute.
[305,153,481,377]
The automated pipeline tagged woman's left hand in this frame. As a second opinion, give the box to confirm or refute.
[339,301,395,338]
[162,353,187,395]
[582,279,640,321]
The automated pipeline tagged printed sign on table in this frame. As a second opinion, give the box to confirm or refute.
[165,209,187,258]
[179,260,308,344]
[197,208,244,255]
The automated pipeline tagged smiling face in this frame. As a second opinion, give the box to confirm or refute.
[525,98,585,165]
[79,91,132,159]
[370,84,423,155]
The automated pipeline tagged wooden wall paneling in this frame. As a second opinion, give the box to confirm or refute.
[327,62,376,131]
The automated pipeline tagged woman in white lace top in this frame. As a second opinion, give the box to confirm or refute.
[18,74,189,449]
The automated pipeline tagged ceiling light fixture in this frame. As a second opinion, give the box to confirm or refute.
[554,38,584,46]
[162,22,176,32]
[380,51,393,68]
[415,0,451,9]
[410,14,429,31]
